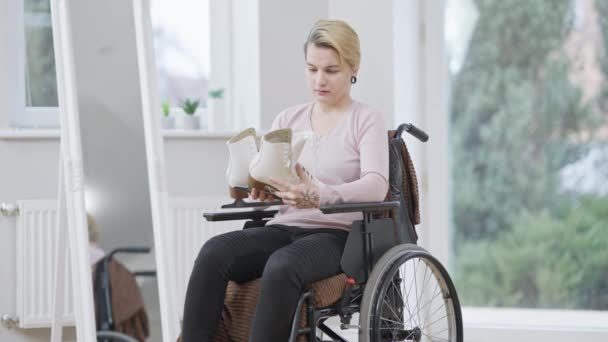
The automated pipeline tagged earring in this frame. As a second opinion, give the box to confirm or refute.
[351,76,357,84]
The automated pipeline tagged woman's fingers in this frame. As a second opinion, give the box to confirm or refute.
[295,164,311,185]
[274,191,292,200]
[259,190,268,201]
[267,179,317,208]
[283,199,297,206]
[250,187,280,202]
[251,188,268,201]
[250,188,258,200]
[259,181,318,208]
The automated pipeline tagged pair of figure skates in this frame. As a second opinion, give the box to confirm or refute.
[225,128,314,199]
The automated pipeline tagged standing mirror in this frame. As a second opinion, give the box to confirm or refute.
[50,0,179,341]
[49,0,97,340]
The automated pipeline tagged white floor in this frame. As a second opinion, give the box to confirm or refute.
[323,314,359,341]
[145,315,360,342]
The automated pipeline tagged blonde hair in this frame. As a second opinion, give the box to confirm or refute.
[87,213,99,243]
[304,19,360,71]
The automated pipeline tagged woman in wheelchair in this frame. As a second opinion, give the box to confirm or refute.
[182,19,389,341]
[182,19,463,342]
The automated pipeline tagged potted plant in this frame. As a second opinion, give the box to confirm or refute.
[207,87,226,130]
[179,98,200,130]
[160,100,175,129]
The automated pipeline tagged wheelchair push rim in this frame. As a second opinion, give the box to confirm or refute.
[359,245,463,342]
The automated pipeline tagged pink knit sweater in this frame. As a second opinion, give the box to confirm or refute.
[266,100,389,230]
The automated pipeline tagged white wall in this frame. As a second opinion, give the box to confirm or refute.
[231,0,261,130]
[258,0,327,128]
[255,0,400,129]
[0,138,74,341]
[329,0,397,127]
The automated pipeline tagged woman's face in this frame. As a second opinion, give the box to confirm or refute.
[305,43,356,106]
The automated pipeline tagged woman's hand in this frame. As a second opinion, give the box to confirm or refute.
[270,164,320,209]
[249,187,277,202]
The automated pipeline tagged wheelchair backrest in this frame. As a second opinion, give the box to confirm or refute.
[385,130,420,243]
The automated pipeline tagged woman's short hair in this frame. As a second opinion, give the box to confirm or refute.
[304,19,360,71]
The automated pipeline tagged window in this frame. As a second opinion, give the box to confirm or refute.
[446,0,608,313]
[150,0,212,128]
[11,0,227,130]
[14,0,60,128]
[24,0,57,108]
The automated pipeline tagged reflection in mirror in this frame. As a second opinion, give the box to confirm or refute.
[51,0,179,341]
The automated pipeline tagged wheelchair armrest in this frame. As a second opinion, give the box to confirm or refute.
[203,206,280,222]
[319,201,400,214]
[204,201,399,222]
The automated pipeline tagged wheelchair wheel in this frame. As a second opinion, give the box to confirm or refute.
[96,331,139,342]
[359,244,463,342]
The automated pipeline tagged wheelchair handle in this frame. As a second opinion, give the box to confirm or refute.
[133,270,157,277]
[108,246,151,260]
[396,123,429,142]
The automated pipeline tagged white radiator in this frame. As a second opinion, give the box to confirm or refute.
[170,197,245,320]
[14,196,245,328]
[16,199,75,328]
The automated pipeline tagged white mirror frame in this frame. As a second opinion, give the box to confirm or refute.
[49,0,97,340]
[132,0,181,340]
[48,0,180,341]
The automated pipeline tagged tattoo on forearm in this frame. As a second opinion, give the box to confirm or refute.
[298,187,320,208]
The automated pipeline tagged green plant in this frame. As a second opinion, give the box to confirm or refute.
[208,88,225,99]
[450,0,596,241]
[179,99,200,116]
[161,101,170,117]
[454,195,608,310]
[449,0,606,310]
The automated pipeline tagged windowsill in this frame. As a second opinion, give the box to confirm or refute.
[463,306,608,332]
[162,129,242,139]
[0,129,244,140]
[0,129,61,140]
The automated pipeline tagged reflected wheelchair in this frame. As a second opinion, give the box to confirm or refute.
[203,123,463,342]
[95,247,157,342]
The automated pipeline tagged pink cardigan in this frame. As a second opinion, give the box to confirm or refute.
[266,101,389,230]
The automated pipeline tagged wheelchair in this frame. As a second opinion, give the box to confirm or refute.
[94,247,157,342]
[202,123,463,342]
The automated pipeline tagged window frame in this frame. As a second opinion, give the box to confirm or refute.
[10,0,60,128]
[16,107,61,129]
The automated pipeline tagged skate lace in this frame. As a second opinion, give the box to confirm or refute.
[249,140,258,155]
[304,134,321,186]
[282,145,301,184]
[283,143,319,185]
[283,144,292,169]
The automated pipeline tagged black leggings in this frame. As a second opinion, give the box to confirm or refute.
[181,224,348,342]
